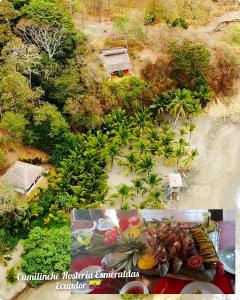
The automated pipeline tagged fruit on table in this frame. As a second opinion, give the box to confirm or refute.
[125,225,141,238]
[138,252,158,270]
[104,227,118,246]
[129,215,140,226]
[187,255,203,269]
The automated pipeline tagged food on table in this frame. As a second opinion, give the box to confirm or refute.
[146,223,201,275]
[125,225,141,239]
[191,227,219,263]
[137,252,158,270]
[104,227,118,246]
[73,228,93,246]
[187,255,203,269]
[172,256,183,274]
[126,286,144,294]
[105,237,147,272]
[193,289,202,294]
[129,215,140,226]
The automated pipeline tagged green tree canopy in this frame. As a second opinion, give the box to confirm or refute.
[0,66,39,114]
[21,0,73,30]
[1,111,28,142]
[169,39,211,88]
[21,226,71,286]
[32,103,69,140]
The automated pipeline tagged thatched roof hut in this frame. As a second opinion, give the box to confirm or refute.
[99,48,132,77]
[2,161,44,194]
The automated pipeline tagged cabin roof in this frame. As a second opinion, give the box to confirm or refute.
[2,161,44,192]
[100,48,132,74]
[168,173,183,188]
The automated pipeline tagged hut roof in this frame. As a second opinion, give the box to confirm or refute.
[168,173,183,188]
[100,48,132,74]
[2,161,44,193]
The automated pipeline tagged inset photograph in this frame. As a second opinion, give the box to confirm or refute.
[71,209,235,295]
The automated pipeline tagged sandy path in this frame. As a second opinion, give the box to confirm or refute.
[177,116,240,209]
[0,242,26,300]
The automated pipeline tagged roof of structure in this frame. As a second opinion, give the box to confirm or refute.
[168,173,183,188]
[2,161,44,191]
[99,48,132,74]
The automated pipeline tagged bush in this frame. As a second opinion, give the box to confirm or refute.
[7,267,18,284]
[22,226,71,286]
[168,18,188,29]
[19,155,48,165]
[229,24,240,45]
[144,12,156,25]
[207,49,239,96]
[169,39,211,88]
[0,149,5,167]
[0,229,15,255]
[140,56,175,95]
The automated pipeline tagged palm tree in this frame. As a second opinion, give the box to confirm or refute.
[188,122,196,142]
[150,92,170,115]
[167,89,201,127]
[132,177,147,198]
[147,190,165,208]
[137,155,154,175]
[106,142,121,169]
[144,173,162,189]
[181,148,198,169]
[174,146,187,166]
[112,184,134,205]
[119,151,139,174]
[134,139,149,155]
[131,107,152,136]
[148,128,159,142]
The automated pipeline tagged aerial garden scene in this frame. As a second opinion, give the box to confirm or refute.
[0,0,239,299]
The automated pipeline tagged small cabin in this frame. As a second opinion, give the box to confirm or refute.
[99,48,132,78]
[2,161,44,195]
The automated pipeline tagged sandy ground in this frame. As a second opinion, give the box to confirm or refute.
[0,241,26,300]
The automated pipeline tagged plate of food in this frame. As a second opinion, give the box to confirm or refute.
[120,281,149,294]
[96,218,115,231]
[181,282,223,294]
[72,228,94,247]
[218,248,235,274]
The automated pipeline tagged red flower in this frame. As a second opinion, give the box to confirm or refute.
[129,216,140,225]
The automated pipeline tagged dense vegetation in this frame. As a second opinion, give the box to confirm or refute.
[0,0,239,287]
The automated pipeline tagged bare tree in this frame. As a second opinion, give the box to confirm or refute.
[16,21,65,60]
[2,38,41,88]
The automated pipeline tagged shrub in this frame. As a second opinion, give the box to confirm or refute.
[207,49,239,96]
[7,267,18,284]
[0,149,5,167]
[168,17,188,29]
[22,226,71,286]
[144,12,156,25]
[169,39,211,88]
[0,229,15,255]
[140,56,175,95]
[229,24,240,45]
